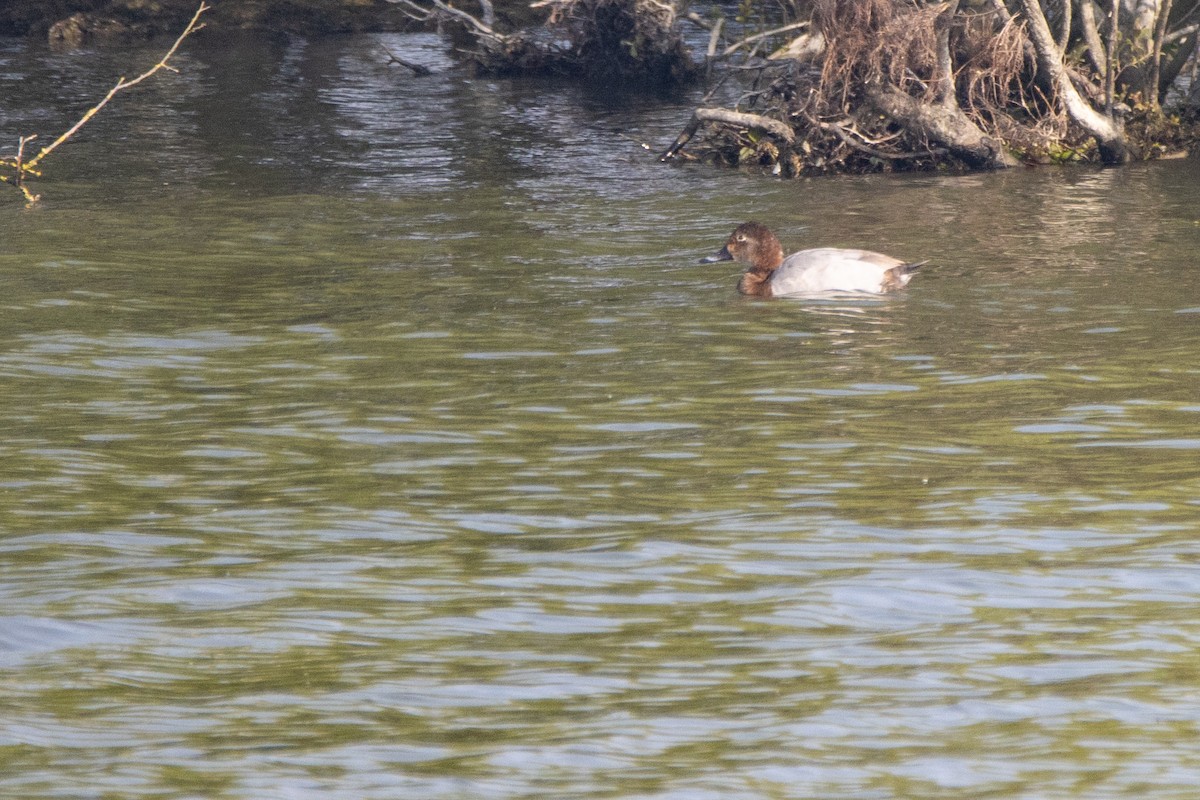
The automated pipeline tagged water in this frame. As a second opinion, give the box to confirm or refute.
[2,31,1200,800]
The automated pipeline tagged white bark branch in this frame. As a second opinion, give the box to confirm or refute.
[1016,0,1128,162]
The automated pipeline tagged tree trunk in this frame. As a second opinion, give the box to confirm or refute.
[934,0,960,108]
[1076,0,1106,75]
[1148,0,1174,107]
[1016,0,1130,164]
[867,86,1018,169]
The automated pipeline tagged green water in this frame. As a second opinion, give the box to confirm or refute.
[2,32,1200,800]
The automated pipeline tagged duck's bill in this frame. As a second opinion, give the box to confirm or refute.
[700,247,733,264]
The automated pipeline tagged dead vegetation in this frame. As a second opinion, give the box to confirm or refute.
[392,0,695,87]
[666,1,1023,174]
[6,0,1197,183]
[543,0,693,85]
[664,0,1200,175]
[381,0,1199,173]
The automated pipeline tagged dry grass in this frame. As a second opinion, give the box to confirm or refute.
[674,0,1198,172]
[957,12,1034,118]
[807,0,1070,156]
[811,0,942,108]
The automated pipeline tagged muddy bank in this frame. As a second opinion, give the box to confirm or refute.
[0,0,412,40]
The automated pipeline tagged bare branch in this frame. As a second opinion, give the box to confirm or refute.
[1078,0,1107,75]
[694,108,796,142]
[1055,0,1072,52]
[431,0,501,36]
[1150,0,1175,107]
[12,135,39,204]
[381,44,433,76]
[868,84,1018,168]
[20,2,209,175]
[393,0,509,42]
[935,0,960,108]
[1015,0,1127,162]
[1165,23,1199,42]
[660,107,794,161]
[1105,0,1118,113]
[707,17,725,59]
[816,117,947,160]
[721,21,810,58]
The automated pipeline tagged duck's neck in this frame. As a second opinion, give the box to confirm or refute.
[738,268,774,297]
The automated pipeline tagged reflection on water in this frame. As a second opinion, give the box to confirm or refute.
[2,31,1200,800]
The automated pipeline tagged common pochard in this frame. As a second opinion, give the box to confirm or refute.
[702,221,925,296]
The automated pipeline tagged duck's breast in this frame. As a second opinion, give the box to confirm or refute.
[769,248,903,294]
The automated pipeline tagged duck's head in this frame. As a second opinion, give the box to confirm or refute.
[700,221,785,272]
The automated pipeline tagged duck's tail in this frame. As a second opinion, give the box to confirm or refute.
[883,260,927,291]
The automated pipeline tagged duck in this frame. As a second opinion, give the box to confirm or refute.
[701,221,925,297]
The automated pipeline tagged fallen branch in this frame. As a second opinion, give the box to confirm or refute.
[381,45,433,76]
[867,85,1018,169]
[395,0,509,42]
[721,20,810,58]
[1014,0,1128,163]
[1,2,209,203]
[660,107,794,161]
[815,118,946,161]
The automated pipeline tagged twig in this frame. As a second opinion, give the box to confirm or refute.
[826,119,902,146]
[816,118,943,160]
[11,135,39,203]
[707,17,725,59]
[700,70,732,103]
[432,0,497,35]
[381,44,433,76]
[721,20,809,58]
[660,107,794,161]
[685,11,716,32]
[22,2,209,175]
[402,0,508,41]
[13,134,35,179]
[1165,23,1198,43]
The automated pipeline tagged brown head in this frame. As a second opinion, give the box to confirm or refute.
[700,222,786,296]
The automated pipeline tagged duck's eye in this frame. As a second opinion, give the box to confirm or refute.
[735,234,746,242]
